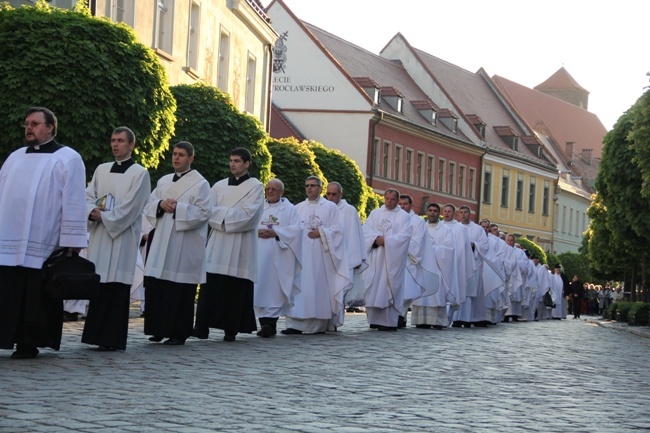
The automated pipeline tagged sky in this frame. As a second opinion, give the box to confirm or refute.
[265,0,649,130]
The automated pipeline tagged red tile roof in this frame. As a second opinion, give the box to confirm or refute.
[269,103,305,141]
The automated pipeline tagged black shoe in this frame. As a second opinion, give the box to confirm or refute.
[280,328,302,335]
[415,324,432,329]
[376,325,397,331]
[63,312,79,322]
[223,334,236,342]
[148,336,164,342]
[96,345,117,352]
[451,321,464,328]
[432,325,444,330]
[257,324,276,338]
[369,324,379,329]
[163,338,186,345]
[191,329,209,339]
[397,315,407,328]
[139,312,145,318]
[11,346,39,359]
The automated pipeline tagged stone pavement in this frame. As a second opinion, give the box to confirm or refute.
[1,309,650,433]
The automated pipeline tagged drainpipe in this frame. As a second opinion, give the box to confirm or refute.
[368,112,383,188]
[264,43,273,133]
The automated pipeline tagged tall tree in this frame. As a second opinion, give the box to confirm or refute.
[0,2,176,172]
[154,83,271,186]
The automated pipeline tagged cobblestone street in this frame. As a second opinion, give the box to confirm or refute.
[1,310,649,433]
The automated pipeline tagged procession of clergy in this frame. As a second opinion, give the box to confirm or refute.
[0,111,570,359]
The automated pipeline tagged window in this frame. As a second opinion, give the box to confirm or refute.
[373,138,381,176]
[500,170,509,207]
[218,29,230,91]
[482,165,492,203]
[394,145,402,181]
[245,53,257,114]
[448,162,456,195]
[382,142,391,178]
[155,0,174,55]
[458,165,465,197]
[111,0,134,26]
[438,159,446,192]
[405,149,413,184]
[417,152,425,187]
[515,175,524,210]
[575,209,580,236]
[554,201,560,232]
[396,98,403,113]
[427,155,434,189]
[569,207,574,235]
[468,168,476,199]
[528,177,536,213]
[562,205,567,233]
[187,2,200,71]
[542,181,550,215]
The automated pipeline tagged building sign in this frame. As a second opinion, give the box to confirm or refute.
[272,30,335,94]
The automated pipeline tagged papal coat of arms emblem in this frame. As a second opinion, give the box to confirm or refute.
[273,31,288,74]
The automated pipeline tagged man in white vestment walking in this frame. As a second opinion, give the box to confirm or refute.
[362,189,412,331]
[0,107,87,359]
[397,195,439,328]
[411,203,453,330]
[503,236,527,321]
[82,126,150,351]
[453,206,490,328]
[282,176,350,335]
[254,178,302,337]
[194,148,264,342]
[143,142,211,345]
[440,204,472,324]
[325,182,367,320]
[550,264,565,319]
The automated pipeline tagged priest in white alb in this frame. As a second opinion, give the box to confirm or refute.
[362,189,412,331]
[254,178,302,337]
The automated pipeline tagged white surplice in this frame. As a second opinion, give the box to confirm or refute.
[205,177,264,281]
[86,162,150,284]
[144,170,211,284]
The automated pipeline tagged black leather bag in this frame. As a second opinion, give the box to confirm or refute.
[42,248,100,300]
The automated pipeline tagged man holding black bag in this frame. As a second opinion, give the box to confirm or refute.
[0,107,88,359]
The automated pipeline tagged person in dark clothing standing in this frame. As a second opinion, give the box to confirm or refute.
[570,275,584,319]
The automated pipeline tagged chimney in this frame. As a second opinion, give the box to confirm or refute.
[565,142,575,161]
[582,148,593,165]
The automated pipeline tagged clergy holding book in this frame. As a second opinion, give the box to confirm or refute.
[143,141,211,345]
[0,107,88,359]
[82,126,151,351]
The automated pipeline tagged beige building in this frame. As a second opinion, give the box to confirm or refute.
[12,0,277,130]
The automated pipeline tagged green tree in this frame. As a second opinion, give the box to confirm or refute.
[557,251,591,282]
[305,140,368,218]
[266,137,324,205]
[516,238,546,264]
[630,85,650,197]
[152,83,271,186]
[363,186,384,221]
[0,2,175,172]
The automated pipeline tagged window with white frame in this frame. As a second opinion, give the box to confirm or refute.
[373,138,381,176]
[482,165,492,203]
[245,53,256,114]
[554,201,559,232]
[468,167,476,199]
[155,0,174,55]
[382,141,391,178]
[528,177,536,213]
[542,181,550,215]
[569,207,574,235]
[427,155,434,189]
[515,174,524,210]
[394,145,402,181]
[112,0,134,26]
[458,165,465,197]
[501,170,509,207]
[405,149,413,184]
[448,162,456,195]
[438,159,446,192]
[218,28,230,91]
[187,1,200,71]
[562,205,567,233]
[417,152,425,187]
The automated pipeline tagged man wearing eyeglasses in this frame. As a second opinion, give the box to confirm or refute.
[0,107,87,359]
[282,176,351,335]
[194,147,264,342]
[254,178,302,337]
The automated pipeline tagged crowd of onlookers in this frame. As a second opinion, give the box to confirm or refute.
[571,282,625,317]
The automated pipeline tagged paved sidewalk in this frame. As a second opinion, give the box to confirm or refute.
[582,314,650,338]
[1,310,650,433]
